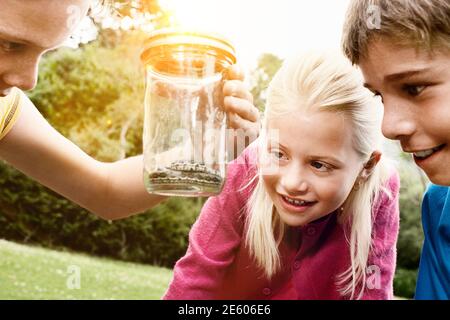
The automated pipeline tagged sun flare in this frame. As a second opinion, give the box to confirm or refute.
[155,0,351,68]
[159,0,229,34]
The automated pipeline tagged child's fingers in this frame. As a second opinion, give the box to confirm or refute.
[224,96,260,123]
[226,64,245,81]
[227,112,251,130]
[226,113,260,160]
[223,80,254,103]
[227,113,260,143]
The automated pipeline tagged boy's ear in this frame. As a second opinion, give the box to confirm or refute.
[360,151,382,180]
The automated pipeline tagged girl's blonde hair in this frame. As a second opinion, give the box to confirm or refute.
[244,50,393,300]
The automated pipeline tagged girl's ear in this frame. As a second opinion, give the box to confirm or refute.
[360,151,382,180]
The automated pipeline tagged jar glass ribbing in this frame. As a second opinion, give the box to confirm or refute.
[141,29,236,197]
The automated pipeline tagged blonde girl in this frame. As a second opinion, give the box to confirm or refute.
[164,50,400,300]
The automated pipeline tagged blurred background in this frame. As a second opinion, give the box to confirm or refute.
[0,0,426,299]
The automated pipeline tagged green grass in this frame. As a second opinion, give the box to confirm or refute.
[0,239,411,300]
[0,239,173,300]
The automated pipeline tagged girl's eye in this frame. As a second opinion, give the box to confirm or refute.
[0,40,23,52]
[402,84,426,97]
[311,161,331,172]
[271,150,287,160]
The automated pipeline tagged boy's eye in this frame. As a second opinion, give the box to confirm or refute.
[402,84,426,97]
[0,39,23,52]
[311,161,331,172]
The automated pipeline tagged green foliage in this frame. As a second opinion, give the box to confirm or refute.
[0,29,205,267]
[397,162,426,270]
[392,155,427,298]
[393,268,418,299]
[250,53,283,111]
[0,160,202,267]
[28,29,147,161]
[106,0,170,28]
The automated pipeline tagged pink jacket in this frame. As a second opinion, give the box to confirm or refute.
[164,144,400,300]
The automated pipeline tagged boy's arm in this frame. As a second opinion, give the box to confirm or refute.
[0,93,165,219]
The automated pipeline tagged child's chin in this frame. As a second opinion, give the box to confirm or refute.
[277,211,310,227]
[427,171,450,187]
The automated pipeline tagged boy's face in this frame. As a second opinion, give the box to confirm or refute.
[0,0,90,96]
[360,39,450,186]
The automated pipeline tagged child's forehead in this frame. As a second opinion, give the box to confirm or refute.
[0,0,89,49]
[265,112,356,162]
[266,110,349,141]
[359,38,450,84]
[361,37,449,67]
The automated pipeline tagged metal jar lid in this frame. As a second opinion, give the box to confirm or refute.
[140,28,236,66]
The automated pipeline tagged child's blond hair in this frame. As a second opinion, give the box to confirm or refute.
[342,0,450,64]
[244,50,393,300]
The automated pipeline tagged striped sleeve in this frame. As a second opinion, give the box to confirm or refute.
[0,88,22,141]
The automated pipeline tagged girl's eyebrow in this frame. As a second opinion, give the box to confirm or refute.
[267,140,344,166]
[307,155,344,166]
[267,140,289,151]
[267,140,292,155]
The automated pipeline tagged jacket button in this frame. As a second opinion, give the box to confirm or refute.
[293,261,301,270]
[306,226,316,236]
[262,287,271,296]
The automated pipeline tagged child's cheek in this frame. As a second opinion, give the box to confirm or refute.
[316,176,353,206]
[259,155,282,177]
[261,172,279,196]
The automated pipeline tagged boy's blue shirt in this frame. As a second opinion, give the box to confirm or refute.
[415,184,450,300]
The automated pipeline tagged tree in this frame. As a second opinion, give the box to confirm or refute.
[250,53,283,111]
[0,1,205,267]
[28,29,148,161]
[89,0,171,30]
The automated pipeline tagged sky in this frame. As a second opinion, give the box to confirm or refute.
[158,0,352,68]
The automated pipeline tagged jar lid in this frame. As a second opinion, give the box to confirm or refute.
[141,28,236,65]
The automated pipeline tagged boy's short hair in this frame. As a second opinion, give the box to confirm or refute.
[342,0,450,64]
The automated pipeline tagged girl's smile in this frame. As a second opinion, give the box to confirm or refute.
[278,193,318,213]
[243,50,391,297]
[262,109,364,227]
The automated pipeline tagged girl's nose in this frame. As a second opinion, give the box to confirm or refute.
[280,165,309,194]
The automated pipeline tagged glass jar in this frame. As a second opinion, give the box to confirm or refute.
[141,29,236,197]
